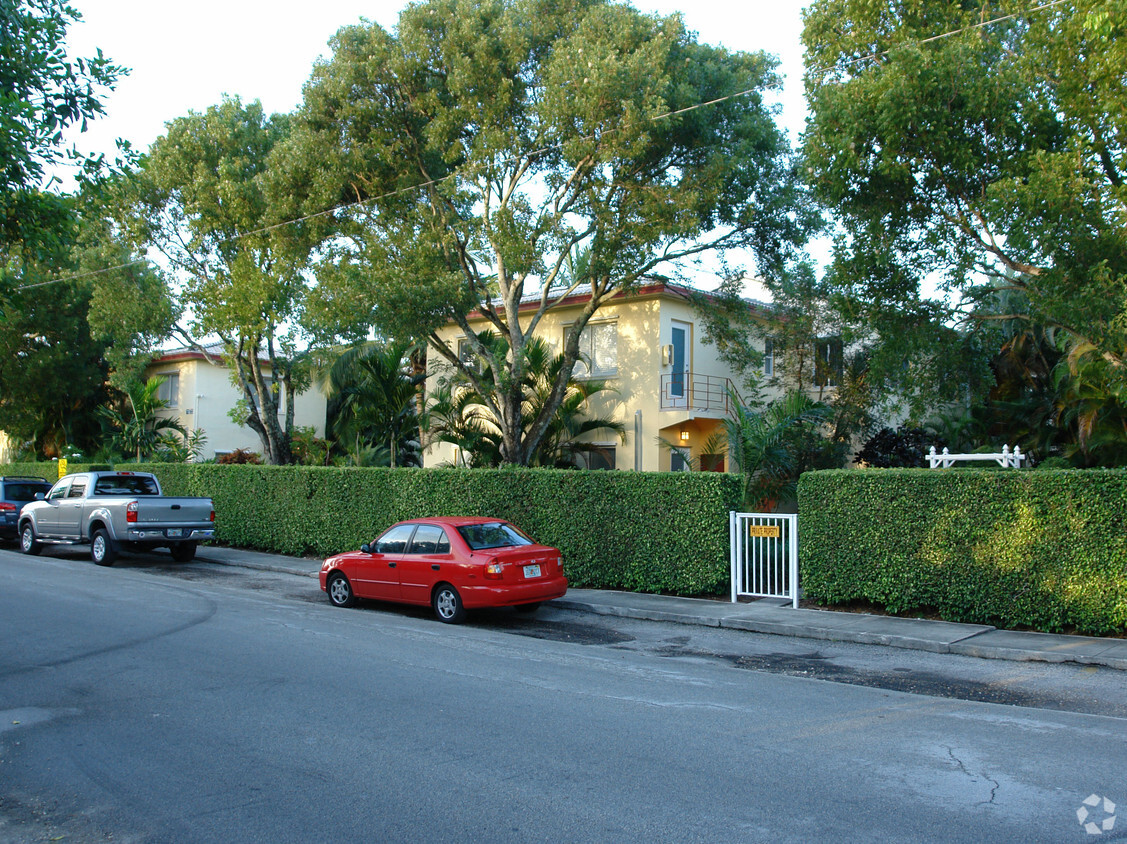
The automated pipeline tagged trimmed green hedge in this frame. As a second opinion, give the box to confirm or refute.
[3,462,742,596]
[797,469,1127,635]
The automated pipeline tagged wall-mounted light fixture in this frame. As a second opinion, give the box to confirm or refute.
[679,429,690,442]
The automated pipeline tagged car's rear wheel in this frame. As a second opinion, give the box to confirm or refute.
[170,541,197,563]
[91,528,118,566]
[432,583,466,624]
[514,602,541,614]
[19,523,42,556]
[327,572,356,608]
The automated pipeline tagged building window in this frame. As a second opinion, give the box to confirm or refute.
[670,451,689,472]
[814,337,843,388]
[763,338,775,377]
[156,372,180,408]
[457,338,482,373]
[574,445,616,470]
[572,321,617,378]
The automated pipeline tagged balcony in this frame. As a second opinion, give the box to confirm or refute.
[660,373,742,414]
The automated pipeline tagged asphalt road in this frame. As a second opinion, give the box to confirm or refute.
[2,546,1126,843]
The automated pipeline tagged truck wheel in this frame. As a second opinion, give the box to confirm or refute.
[170,541,197,563]
[91,528,118,566]
[19,523,42,556]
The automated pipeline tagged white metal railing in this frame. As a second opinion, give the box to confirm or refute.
[730,512,798,608]
[927,444,1026,469]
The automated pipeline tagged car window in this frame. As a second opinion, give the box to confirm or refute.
[67,479,87,499]
[93,475,159,495]
[407,525,450,555]
[375,524,416,554]
[47,479,72,501]
[4,482,49,502]
[456,522,533,551]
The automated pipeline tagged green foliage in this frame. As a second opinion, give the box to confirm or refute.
[798,468,1127,635]
[803,0,1127,387]
[321,341,423,468]
[725,391,836,509]
[115,97,308,464]
[285,0,811,464]
[98,375,187,462]
[0,0,123,261]
[427,333,624,468]
[127,463,741,596]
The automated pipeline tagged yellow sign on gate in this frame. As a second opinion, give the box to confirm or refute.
[57,458,68,479]
[748,524,780,539]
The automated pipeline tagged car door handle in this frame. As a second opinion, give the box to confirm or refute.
[388,562,396,568]
[431,564,441,571]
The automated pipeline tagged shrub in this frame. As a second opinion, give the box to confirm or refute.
[855,426,945,468]
[137,463,744,596]
[798,468,1127,635]
[216,449,262,465]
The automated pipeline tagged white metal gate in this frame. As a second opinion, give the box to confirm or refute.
[729,512,798,608]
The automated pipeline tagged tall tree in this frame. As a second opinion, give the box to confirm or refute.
[802,0,1127,387]
[117,97,309,464]
[282,0,812,466]
[0,0,123,265]
[321,342,425,468]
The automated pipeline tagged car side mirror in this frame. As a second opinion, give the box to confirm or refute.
[360,543,372,554]
[34,493,45,500]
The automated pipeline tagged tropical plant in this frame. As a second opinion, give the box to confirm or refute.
[321,342,424,468]
[283,0,812,465]
[723,390,834,509]
[99,376,188,462]
[428,334,625,469]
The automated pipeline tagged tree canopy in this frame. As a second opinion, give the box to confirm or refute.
[116,97,310,464]
[283,0,812,465]
[0,0,123,263]
[802,0,1127,378]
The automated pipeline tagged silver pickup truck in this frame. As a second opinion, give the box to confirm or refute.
[18,471,215,566]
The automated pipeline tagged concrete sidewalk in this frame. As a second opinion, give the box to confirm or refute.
[194,544,1127,671]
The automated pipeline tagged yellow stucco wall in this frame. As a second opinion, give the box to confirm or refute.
[145,356,327,460]
[423,286,777,472]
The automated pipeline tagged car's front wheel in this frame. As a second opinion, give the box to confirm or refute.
[19,523,42,556]
[432,583,466,624]
[91,528,118,566]
[326,572,356,608]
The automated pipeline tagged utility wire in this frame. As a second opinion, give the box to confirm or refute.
[15,0,1070,292]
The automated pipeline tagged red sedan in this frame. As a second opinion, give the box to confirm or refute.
[319,517,568,623]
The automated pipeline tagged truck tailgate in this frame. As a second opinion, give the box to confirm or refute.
[133,498,214,525]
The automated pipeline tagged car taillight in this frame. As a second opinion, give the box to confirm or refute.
[126,501,138,523]
[209,510,216,522]
[484,562,504,580]
[0,503,15,512]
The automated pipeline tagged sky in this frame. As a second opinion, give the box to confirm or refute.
[62,0,812,174]
[59,1,816,296]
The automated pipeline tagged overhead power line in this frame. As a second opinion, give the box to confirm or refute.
[16,0,1070,292]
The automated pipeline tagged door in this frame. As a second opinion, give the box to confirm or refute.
[397,524,453,605]
[354,523,415,599]
[37,478,72,536]
[669,321,690,408]
[56,476,88,538]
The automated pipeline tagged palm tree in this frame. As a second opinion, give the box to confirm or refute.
[428,333,625,468]
[99,376,189,462]
[321,342,425,468]
[723,390,834,509]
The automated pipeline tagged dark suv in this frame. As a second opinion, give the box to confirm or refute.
[0,476,53,540]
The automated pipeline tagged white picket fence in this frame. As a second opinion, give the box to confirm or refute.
[729,512,798,608]
[927,444,1026,469]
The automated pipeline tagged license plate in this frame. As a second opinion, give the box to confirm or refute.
[523,564,541,578]
[167,529,184,538]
